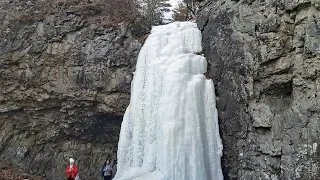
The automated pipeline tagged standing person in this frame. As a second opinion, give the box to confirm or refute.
[66,158,78,180]
[101,159,112,180]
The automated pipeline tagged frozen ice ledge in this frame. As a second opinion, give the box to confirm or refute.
[114,21,223,180]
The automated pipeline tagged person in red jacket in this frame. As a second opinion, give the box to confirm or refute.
[65,158,78,180]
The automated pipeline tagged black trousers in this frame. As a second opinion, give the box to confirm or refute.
[104,175,112,180]
[67,178,74,180]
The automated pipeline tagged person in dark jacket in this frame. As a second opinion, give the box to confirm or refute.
[101,159,112,180]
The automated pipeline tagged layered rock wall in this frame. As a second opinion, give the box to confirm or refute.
[0,1,141,179]
[198,0,320,179]
[1,0,320,180]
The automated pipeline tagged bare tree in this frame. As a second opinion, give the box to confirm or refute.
[140,0,164,25]
[173,3,189,21]
[183,0,212,20]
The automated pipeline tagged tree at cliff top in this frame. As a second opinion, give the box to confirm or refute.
[173,2,189,21]
[140,0,166,25]
[172,0,212,21]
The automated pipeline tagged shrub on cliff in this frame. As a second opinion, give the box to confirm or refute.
[173,3,189,21]
[9,0,140,26]
[172,0,211,21]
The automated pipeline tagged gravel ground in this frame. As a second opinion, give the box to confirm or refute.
[0,160,45,180]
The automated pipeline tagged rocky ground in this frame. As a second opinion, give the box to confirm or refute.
[0,160,45,180]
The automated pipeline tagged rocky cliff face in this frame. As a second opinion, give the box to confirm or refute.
[198,0,320,179]
[0,1,141,180]
[1,0,320,180]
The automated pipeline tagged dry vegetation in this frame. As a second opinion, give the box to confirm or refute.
[71,0,140,26]
[0,160,45,180]
[8,0,140,27]
[173,0,211,21]
[173,3,189,21]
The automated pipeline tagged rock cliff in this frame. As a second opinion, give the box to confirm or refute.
[198,0,320,179]
[1,0,320,180]
[0,0,141,179]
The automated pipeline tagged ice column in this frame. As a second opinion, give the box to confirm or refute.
[114,22,223,180]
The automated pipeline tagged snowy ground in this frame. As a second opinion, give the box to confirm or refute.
[114,22,223,180]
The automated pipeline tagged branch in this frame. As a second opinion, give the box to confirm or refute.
[185,2,196,15]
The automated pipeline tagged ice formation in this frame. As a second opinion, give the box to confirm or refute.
[114,22,223,180]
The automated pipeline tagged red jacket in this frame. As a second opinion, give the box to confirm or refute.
[66,164,78,178]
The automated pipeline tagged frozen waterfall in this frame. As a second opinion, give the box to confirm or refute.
[114,22,223,180]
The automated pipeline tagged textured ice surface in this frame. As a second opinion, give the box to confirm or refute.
[114,22,223,180]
